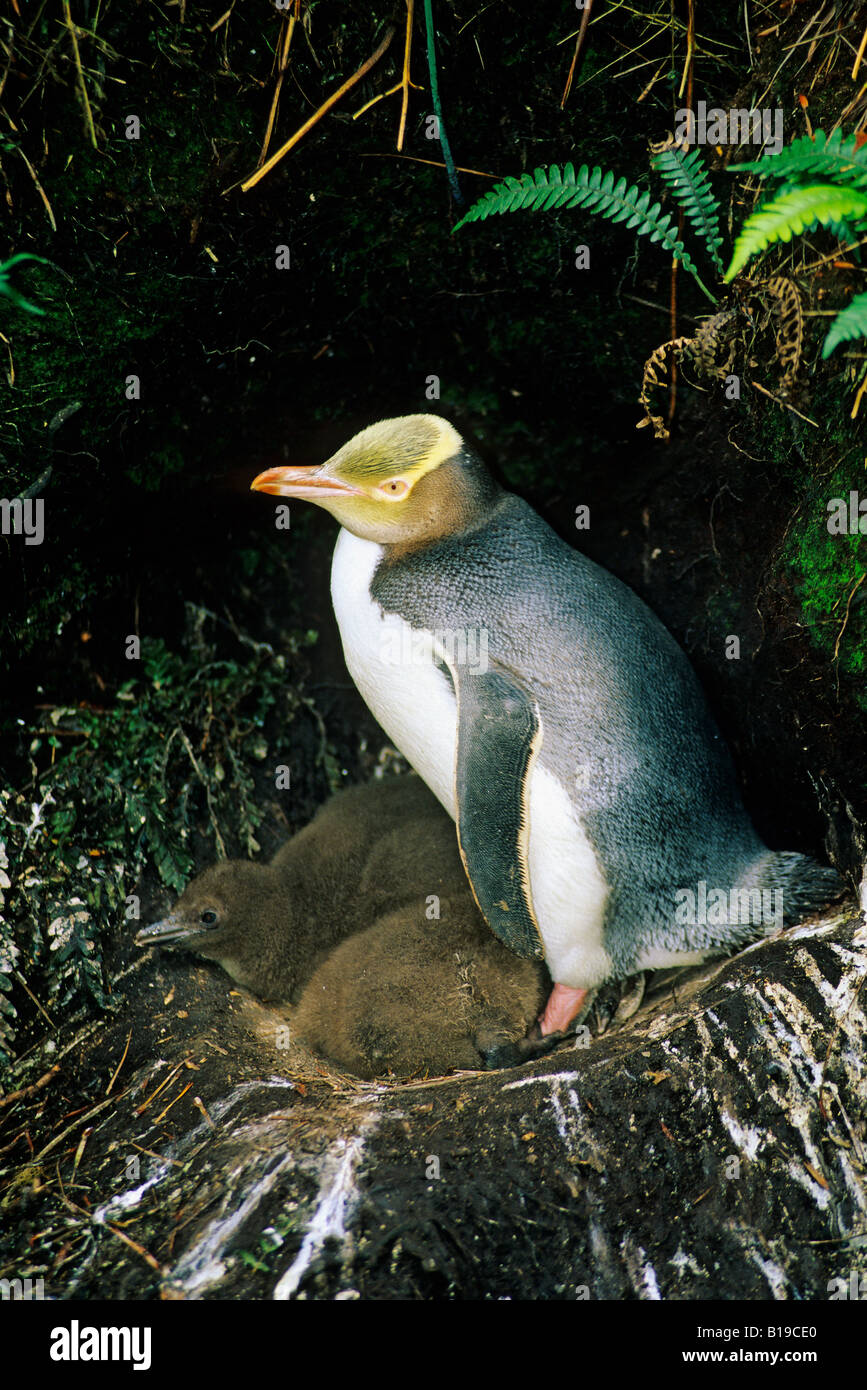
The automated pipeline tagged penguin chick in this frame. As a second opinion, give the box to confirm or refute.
[252,414,846,1036]
[292,894,550,1079]
[136,777,468,1001]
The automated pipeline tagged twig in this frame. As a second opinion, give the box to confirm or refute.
[352,1,422,147]
[561,0,593,108]
[34,1091,125,1162]
[851,363,867,420]
[749,379,818,426]
[105,1223,165,1273]
[257,2,301,169]
[193,1095,216,1127]
[62,1,97,148]
[800,232,867,275]
[0,21,16,102]
[0,330,14,386]
[13,969,56,1029]
[134,1058,192,1114]
[0,1064,60,1109]
[636,59,667,103]
[622,292,700,323]
[152,1082,193,1125]
[106,1030,131,1095]
[853,23,867,81]
[209,4,235,33]
[677,0,695,99]
[16,147,57,231]
[361,151,498,178]
[838,78,867,127]
[833,573,866,664]
[130,1141,184,1168]
[242,25,396,192]
[72,1125,93,1174]
[398,0,415,150]
[668,0,695,430]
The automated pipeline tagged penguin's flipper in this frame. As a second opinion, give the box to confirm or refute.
[453,666,545,960]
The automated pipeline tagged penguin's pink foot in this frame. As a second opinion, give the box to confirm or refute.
[539,983,589,1036]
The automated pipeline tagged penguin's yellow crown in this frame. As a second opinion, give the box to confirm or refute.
[251,414,494,545]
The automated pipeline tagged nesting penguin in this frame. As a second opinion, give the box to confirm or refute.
[251,414,844,1034]
[136,778,549,1078]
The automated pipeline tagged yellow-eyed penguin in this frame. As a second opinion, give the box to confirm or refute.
[251,415,843,1034]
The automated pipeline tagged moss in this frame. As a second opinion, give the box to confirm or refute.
[704,585,743,634]
[785,477,867,702]
[0,613,316,1074]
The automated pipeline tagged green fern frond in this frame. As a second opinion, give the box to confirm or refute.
[825,219,859,244]
[455,162,718,303]
[724,184,867,281]
[0,252,51,317]
[731,128,867,188]
[822,290,867,358]
[652,145,724,272]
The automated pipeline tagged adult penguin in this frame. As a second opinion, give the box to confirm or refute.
[251,415,843,1034]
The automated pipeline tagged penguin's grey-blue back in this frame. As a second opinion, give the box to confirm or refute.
[369,491,843,975]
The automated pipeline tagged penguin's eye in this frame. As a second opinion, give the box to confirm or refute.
[378,478,408,499]
[200,910,218,927]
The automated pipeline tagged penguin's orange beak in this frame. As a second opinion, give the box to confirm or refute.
[250,466,362,500]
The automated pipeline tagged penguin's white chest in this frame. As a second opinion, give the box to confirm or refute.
[331,530,458,810]
[330,528,611,989]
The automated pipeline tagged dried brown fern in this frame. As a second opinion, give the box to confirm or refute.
[691,310,739,379]
[764,275,804,394]
[636,337,697,440]
[637,311,743,439]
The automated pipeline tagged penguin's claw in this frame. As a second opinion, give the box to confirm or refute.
[539,983,590,1036]
[481,1031,565,1070]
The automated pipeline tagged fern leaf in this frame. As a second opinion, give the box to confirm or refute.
[822,290,867,358]
[731,128,867,188]
[455,163,718,302]
[652,145,724,272]
[824,218,859,243]
[0,253,51,317]
[724,184,867,281]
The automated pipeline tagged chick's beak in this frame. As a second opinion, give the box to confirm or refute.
[250,465,362,500]
[135,915,194,948]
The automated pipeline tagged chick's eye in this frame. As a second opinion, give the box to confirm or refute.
[381,478,408,498]
[200,910,218,927]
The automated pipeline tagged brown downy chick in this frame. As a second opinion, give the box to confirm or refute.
[292,893,550,1079]
[135,777,460,1001]
[292,791,553,1076]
